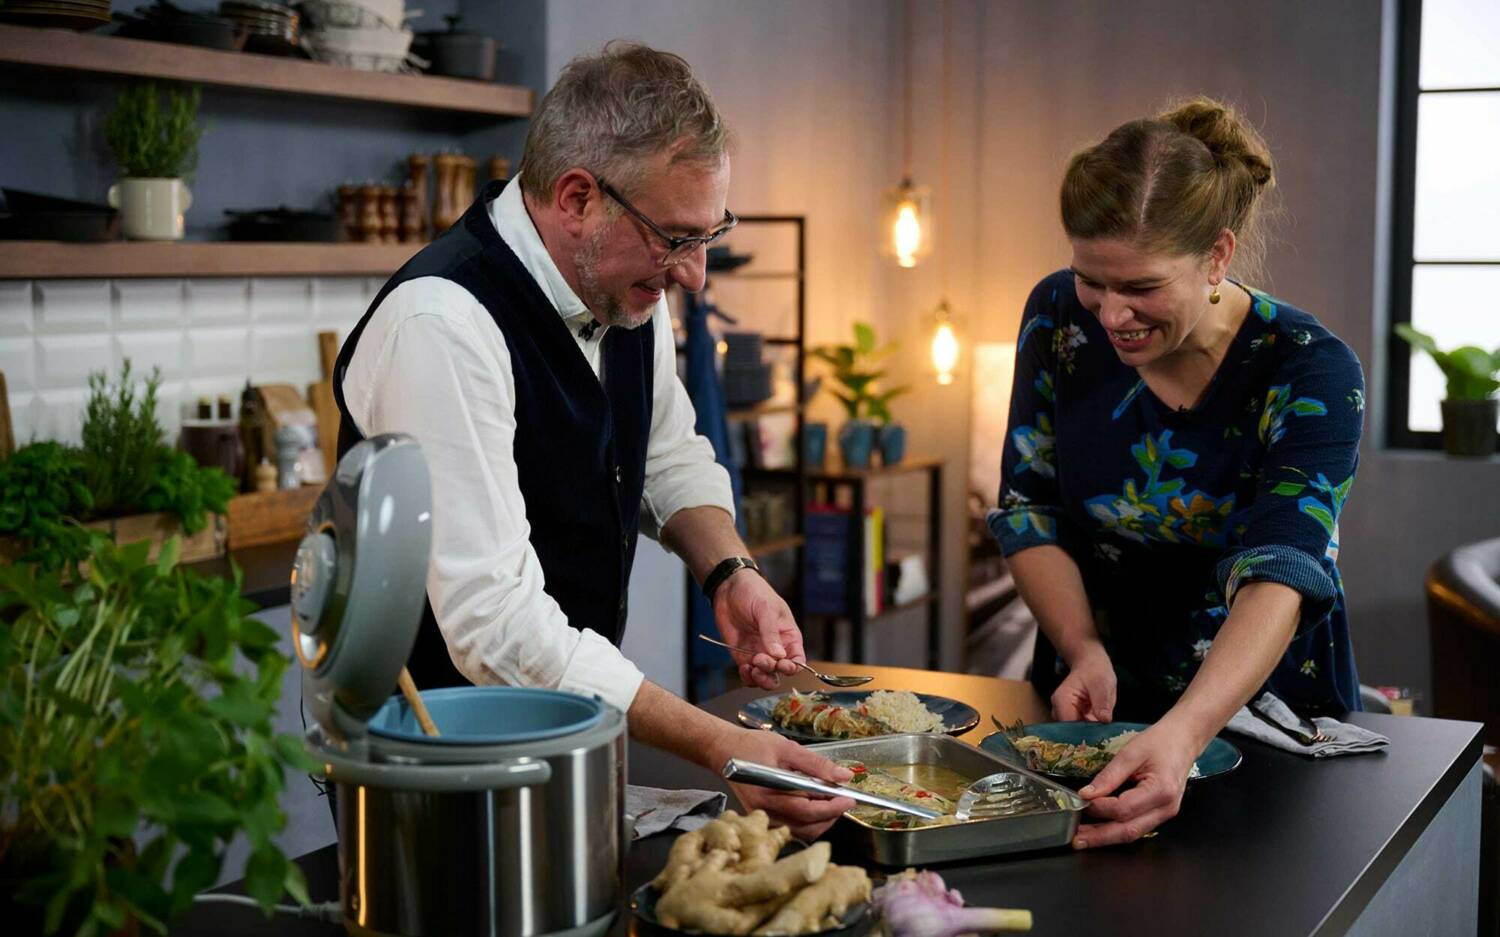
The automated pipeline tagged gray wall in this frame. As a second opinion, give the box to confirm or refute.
[1,0,544,236]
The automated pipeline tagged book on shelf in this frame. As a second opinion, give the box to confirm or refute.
[802,502,885,617]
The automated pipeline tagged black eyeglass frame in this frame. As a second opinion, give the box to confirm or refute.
[595,176,737,266]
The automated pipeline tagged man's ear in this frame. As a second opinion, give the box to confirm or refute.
[553,169,598,238]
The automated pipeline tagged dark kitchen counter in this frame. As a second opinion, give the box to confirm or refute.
[170,664,1484,937]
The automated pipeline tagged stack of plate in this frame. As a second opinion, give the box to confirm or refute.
[298,0,416,73]
[217,0,300,55]
[0,0,112,31]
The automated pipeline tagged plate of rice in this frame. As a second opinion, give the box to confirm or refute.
[739,689,980,742]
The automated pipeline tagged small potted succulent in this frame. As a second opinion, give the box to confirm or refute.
[1396,324,1500,456]
[811,323,909,469]
[105,82,204,240]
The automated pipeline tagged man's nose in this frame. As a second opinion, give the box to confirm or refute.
[668,244,708,292]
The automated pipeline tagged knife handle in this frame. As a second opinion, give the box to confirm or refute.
[721,758,943,820]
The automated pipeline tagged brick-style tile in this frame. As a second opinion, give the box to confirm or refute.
[114,279,186,331]
[113,330,187,384]
[36,280,111,334]
[249,278,313,323]
[0,336,36,395]
[38,333,112,389]
[0,281,34,337]
[187,279,250,323]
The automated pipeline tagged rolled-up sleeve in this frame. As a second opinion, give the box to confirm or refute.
[1215,335,1365,635]
[638,302,734,539]
[343,278,645,713]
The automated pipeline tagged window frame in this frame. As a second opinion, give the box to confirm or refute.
[1386,0,1500,450]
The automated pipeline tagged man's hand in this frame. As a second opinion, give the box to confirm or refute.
[1051,643,1117,722]
[1071,720,1197,848]
[715,727,855,841]
[714,569,806,690]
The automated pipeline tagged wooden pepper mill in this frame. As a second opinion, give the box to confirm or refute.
[357,184,383,243]
[406,153,431,242]
[399,182,425,243]
[336,183,360,242]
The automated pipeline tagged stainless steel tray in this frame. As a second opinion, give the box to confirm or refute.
[808,734,1086,866]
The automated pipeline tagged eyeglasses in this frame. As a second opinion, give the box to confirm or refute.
[596,176,737,267]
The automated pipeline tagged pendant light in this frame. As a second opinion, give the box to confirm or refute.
[927,2,960,385]
[882,0,932,268]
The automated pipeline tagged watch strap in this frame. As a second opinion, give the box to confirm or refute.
[702,556,760,601]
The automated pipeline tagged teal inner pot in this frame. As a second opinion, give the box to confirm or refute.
[368,686,604,745]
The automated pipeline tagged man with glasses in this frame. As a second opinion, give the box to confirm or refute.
[332,42,853,838]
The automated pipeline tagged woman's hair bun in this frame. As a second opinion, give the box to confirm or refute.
[1158,96,1274,188]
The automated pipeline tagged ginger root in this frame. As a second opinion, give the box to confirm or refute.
[723,842,830,906]
[754,865,871,936]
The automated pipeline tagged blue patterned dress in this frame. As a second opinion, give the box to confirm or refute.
[989,270,1366,718]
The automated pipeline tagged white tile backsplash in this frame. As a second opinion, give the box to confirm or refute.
[9,275,367,447]
[38,333,113,389]
[0,281,33,336]
[36,280,112,334]
[114,280,186,331]
[249,278,312,322]
[187,279,249,322]
[113,330,187,383]
[0,335,35,394]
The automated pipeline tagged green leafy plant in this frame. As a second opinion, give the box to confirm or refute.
[0,442,93,570]
[142,448,238,535]
[104,83,204,180]
[810,322,910,424]
[82,360,166,518]
[0,533,318,936]
[1395,324,1500,400]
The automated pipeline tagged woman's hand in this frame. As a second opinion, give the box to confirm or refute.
[1072,720,1199,848]
[714,569,806,690]
[719,728,855,841]
[1051,643,1117,722]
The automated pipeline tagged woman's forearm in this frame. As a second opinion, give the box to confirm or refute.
[1007,545,1105,666]
[1165,580,1301,748]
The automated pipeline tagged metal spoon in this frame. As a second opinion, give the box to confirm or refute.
[696,634,873,687]
[952,771,1060,822]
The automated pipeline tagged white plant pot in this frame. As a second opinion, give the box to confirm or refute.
[107,178,191,241]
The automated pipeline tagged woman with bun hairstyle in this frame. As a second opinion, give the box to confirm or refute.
[989,97,1365,847]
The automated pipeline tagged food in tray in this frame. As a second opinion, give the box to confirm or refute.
[839,760,959,830]
[997,719,1136,778]
[645,809,871,935]
[771,690,945,739]
[872,869,1033,936]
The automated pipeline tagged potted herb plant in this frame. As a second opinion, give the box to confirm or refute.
[0,360,236,568]
[0,532,316,935]
[105,82,204,240]
[1395,324,1500,456]
[811,322,909,469]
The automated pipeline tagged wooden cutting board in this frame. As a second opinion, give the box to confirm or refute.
[0,370,13,458]
[309,330,340,474]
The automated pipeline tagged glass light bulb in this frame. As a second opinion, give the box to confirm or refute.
[893,200,923,268]
[932,320,959,384]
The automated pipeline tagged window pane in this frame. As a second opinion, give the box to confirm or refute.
[1413,92,1500,260]
[1406,264,1500,432]
[1421,0,1500,89]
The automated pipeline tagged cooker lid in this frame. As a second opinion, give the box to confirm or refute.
[368,687,604,746]
[291,433,433,741]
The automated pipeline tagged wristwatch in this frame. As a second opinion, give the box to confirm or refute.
[701,556,761,601]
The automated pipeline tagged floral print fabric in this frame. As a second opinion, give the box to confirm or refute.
[988,271,1366,716]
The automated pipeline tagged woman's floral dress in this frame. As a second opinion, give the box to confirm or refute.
[989,270,1366,717]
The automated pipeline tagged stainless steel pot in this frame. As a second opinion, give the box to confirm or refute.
[292,435,626,937]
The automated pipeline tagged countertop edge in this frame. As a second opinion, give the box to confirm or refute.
[1309,717,1485,937]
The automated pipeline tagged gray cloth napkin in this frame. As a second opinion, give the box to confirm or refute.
[626,785,727,840]
[1225,691,1390,758]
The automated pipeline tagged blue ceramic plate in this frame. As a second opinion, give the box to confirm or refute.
[738,691,980,743]
[978,721,1242,786]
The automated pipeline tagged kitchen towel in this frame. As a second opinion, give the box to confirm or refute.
[627,785,727,840]
[1225,691,1390,757]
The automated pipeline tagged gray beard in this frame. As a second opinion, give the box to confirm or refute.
[573,226,630,328]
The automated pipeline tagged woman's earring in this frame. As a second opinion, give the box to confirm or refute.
[1209,285,1221,305]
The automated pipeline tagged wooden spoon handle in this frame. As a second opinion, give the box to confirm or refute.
[397,667,440,737]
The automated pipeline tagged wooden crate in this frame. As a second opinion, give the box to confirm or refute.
[227,486,321,550]
[84,512,227,563]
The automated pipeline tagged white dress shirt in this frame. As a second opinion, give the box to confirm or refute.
[340,179,733,713]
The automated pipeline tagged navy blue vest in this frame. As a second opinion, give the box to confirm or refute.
[332,180,654,690]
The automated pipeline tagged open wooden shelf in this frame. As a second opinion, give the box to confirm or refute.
[725,400,805,423]
[0,240,424,279]
[0,23,532,117]
[747,534,804,559]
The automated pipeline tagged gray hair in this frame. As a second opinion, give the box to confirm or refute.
[519,41,730,202]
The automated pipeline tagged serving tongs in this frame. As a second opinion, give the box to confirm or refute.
[721,758,944,820]
[952,771,1060,822]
